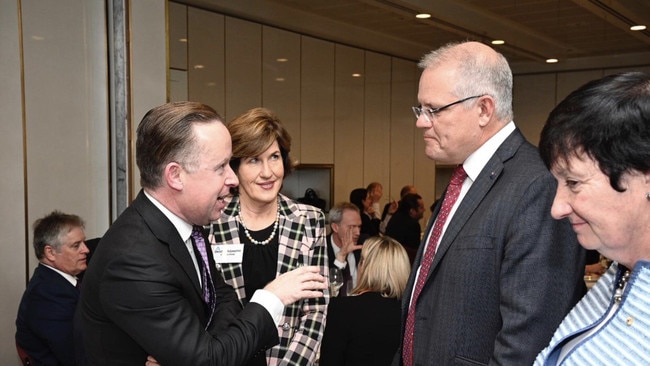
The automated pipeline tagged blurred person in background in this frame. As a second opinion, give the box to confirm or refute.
[320,236,410,366]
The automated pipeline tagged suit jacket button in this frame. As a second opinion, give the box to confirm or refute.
[281,322,291,331]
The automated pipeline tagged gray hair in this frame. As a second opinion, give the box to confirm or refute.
[33,211,85,260]
[328,202,360,224]
[419,41,513,122]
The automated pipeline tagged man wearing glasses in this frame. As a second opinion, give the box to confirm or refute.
[395,41,586,365]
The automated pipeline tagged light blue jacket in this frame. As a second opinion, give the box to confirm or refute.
[534,260,650,365]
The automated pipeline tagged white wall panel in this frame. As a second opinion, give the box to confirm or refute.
[22,0,110,245]
[262,26,301,163]
[300,37,334,165]
[225,17,261,122]
[333,45,365,204]
[389,58,418,207]
[363,52,392,206]
[131,0,167,196]
[188,8,225,111]
[0,0,27,362]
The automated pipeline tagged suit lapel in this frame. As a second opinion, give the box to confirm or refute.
[421,129,525,282]
[132,191,203,296]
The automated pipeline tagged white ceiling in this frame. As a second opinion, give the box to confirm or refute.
[177,0,650,73]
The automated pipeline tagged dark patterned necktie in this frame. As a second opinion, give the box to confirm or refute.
[191,225,216,326]
[402,165,466,366]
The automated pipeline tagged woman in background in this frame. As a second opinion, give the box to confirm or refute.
[349,188,380,237]
[534,72,650,364]
[209,107,328,365]
[320,236,411,366]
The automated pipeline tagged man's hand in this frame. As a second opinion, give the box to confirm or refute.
[336,229,363,263]
[387,200,399,215]
[264,266,327,305]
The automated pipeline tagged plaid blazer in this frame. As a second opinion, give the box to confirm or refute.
[208,194,329,365]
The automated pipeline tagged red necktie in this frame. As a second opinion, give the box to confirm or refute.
[402,165,467,366]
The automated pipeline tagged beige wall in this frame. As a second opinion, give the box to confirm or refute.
[1,1,649,364]
[0,0,166,364]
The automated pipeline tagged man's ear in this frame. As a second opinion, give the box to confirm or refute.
[43,245,57,262]
[477,95,496,127]
[165,162,184,191]
[331,222,340,235]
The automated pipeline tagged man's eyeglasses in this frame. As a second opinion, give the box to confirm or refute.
[412,95,485,123]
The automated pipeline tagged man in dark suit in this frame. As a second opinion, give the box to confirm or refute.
[380,185,417,234]
[396,42,586,365]
[16,211,89,365]
[385,193,425,264]
[327,202,363,297]
[80,102,326,365]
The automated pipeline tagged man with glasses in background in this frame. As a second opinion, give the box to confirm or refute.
[395,41,586,366]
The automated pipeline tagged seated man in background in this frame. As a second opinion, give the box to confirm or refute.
[385,193,425,264]
[327,202,364,297]
[16,210,89,365]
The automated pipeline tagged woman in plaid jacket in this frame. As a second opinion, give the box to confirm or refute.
[209,107,329,365]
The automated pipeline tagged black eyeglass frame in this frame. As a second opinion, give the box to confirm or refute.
[412,94,486,123]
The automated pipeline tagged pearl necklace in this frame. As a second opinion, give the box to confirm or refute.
[614,265,631,304]
[238,202,280,245]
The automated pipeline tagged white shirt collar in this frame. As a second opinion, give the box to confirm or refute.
[41,263,78,287]
[463,121,515,181]
[143,190,193,243]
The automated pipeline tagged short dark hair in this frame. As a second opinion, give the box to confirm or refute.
[398,193,422,214]
[33,211,85,260]
[539,72,650,192]
[136,102,223,189]
[349,188,368,212]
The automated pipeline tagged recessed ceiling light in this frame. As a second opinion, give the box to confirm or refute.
[276,58,288,62]
[193,64,205,69]
[275,77,285,82]
[546,58,559,64]
[630,25,647,31]
[491,40,505,45]
[31,35,45,41]
[416,13,431,19]
[352,73,362,78]
[179,38,188,43]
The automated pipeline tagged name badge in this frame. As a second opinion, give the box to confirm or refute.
[213,244,244,263]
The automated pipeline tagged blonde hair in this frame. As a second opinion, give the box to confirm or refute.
[350,236,411,299]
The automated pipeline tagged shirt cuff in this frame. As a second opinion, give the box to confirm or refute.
[334,259,347,269]
[250,289,285,325]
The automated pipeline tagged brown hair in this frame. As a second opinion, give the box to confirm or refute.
[136,101,223,189]
[227,107,294,175]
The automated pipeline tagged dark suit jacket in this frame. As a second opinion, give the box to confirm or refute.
[360,213,380,237]
[395,129,586,365]
[16,264,80,366]
[80,191,278,365]
[326,234,361,298]
[385,211,421,250]
[326,234,361,270]
[320,292,401,366]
